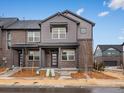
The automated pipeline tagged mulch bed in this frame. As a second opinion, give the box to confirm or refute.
[11,69,37,77]
[71,72,86,79]
[88,71,117,79]
[0,67,7,73]
[11,69,60,79]
[71,71,118,79]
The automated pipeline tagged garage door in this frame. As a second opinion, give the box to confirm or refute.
[104,61,117,66]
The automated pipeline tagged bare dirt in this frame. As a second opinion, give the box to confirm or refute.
[0,67,7,73]
[71,71,118,79]
[11,69,60,79]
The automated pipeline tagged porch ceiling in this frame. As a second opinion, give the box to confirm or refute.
[11,44,38,48]
[38,43,79,47]
[11,43,79,49]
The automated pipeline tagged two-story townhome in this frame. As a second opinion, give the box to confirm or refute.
[94,44,123,68]
[0,10,95,70]
[0,18,18,64]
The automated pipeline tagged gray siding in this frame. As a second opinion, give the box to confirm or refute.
[63,13,93,39]
[41,15,77,43]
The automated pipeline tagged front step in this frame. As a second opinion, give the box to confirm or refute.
[39,68,78,76]
[56,68,78,76]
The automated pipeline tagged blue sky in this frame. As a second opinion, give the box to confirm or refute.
[0,0,124,49]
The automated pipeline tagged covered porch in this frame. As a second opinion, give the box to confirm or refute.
[11,43,79,68]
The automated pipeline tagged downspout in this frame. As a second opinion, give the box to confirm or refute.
[123,44,124,74]
[0,28,2,49]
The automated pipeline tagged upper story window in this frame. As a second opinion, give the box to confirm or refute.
[51,27,66,39]
[80,28,87,34]
[27,31,40,42]
[103,48,120,57]
[7,31,11,48]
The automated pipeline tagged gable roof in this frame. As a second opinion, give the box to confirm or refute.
[41,12,80,24]
[97,45,123,52]
[5,20,41,30]
[0,17,18,28]
[62,10,95,26]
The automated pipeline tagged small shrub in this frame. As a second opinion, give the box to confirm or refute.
[94,62,105,71]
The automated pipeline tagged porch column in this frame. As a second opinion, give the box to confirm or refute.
[76,47,79,68]
[11,48,14,67]
[39,47,42,68]
[58,47,61,68]
[24,48,28,67]
[22,48,25,67]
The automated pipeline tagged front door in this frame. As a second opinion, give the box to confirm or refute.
[51,51,58,68]
[18,50,23,67]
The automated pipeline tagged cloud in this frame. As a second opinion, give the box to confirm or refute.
[118,36,124,40]
[108,0,124,10]
[98,11,109,17]
[103,1,107,6]
[76,8,84,15]
[118,28,124,40]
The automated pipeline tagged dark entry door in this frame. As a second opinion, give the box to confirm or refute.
[51,51,58,67]
[18,50,24,67]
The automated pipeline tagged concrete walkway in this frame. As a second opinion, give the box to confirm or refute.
[0,67,21,77]
[102,71,124,80]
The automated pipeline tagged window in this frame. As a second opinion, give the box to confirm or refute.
[28,50,39,61]
[52,27,66,39]
[7,31,11,48]
[80,28,87,34]
[27,32,40,42]
[103,48,120,56]
[61,50,75,61]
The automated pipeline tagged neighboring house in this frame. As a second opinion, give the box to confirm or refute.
[0,18,18,64]
[94,44,123,67]
[0,10,95,70]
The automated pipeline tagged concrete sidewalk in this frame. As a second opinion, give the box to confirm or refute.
[0,78,124,87]
[102,71,124,80]
[0,68,21,77]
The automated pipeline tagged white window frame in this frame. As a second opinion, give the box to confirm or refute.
[61,50,75,61]
[80,28,87,34]
[52,27,66,39]
[28,50,40,61]
[27,31,40,42]
[7,31,11,48]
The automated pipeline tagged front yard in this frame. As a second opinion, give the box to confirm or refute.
[0,67,124,87]
[9,68,119,80]
[11,68,60,79]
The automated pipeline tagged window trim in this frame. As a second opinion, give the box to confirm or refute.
[28,50,40,61]
[80,28,87,34]
[51,27,67,39]
[7,31,11,49]
[61,49,75,61]
[27,31,40,43]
